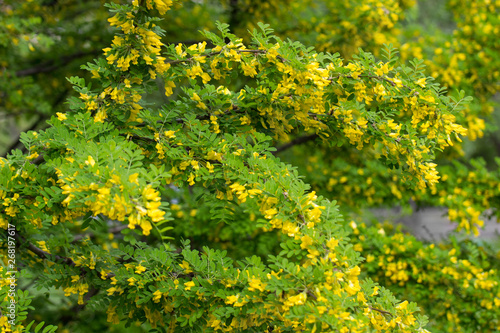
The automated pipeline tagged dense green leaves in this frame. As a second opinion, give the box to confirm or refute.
[1,0,499,332]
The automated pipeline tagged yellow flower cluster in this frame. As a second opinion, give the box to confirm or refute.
[58,166,165,236]
[229,182,262,203]
[63,277,89,305]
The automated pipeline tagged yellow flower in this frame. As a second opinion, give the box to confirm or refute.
[135,264,146,274]
[179,260,193,274]
[85,156,96,167]
[187,173,195,186]
[107,286,118,295]
[326,238,339,250]
[300,235,313,249]
[284,292,307,308]
[152,290,163,303]
[345,280,361,295]
[56,112,67,121]
[143,186,160,200]
[416,78,426,87]
[225,294,247,307]
[140,219,153,235]
[28,152,39,160]
[396,300,408,310]
[264,208,278,219]
[143,55,154,65]
[165,81,176,96]
[175,43,184,56]
[128,173,139,185]
[164,130,176,138]
[248,277,266,292]
[225,294,240,305]
[184,281,195,291]
[107,305,119,324]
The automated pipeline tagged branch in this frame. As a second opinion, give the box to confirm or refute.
[1,115,44,157]
[2,90,68,158]
[72,224,128,244]
[55,285,100,325]
[304,289,317,301]
[23,237,77,267]
[369,306,393,316]
[491,136,500,157]
[328,74,416,95]
[228,0,240,33]
[17,233,117,278]
[0,110,33,121]
[273,134,318,155]
[73,286,99,312]
[15,50,101,77]
[166,48,286,65]
[166,39,213,47]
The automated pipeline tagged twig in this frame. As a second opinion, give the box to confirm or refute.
[72,224,128,243]
[56,286,100,324]
[2,116,44,157]
[24,238,77,267]
[2,90,68,158]
[15,50,101,77]
[328,74,414,93]
[273,134,318,155]
[305,289,317,301]
[369,306,393,316]
[166,48,286,66]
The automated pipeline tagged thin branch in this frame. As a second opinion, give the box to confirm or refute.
[17,233,117,279]
[73,286,99,312]
[0,110,32,121]
[165,39,214,47]
[31,154,45,165]
[15,50,101,77]
[328,74,417,95]
[2,115,44,157]
[166,48,286,66]
[491,136,500,157]
[305,289,317,301]
[228,0,240,34]
[2,90,68,158]
[369,306,393,316]
[23,237,77,267]
[273,134,318,155]
[72,224,128,243]
[55,285,100,325]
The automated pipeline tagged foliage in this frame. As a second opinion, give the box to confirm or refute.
[1,0,499,332]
